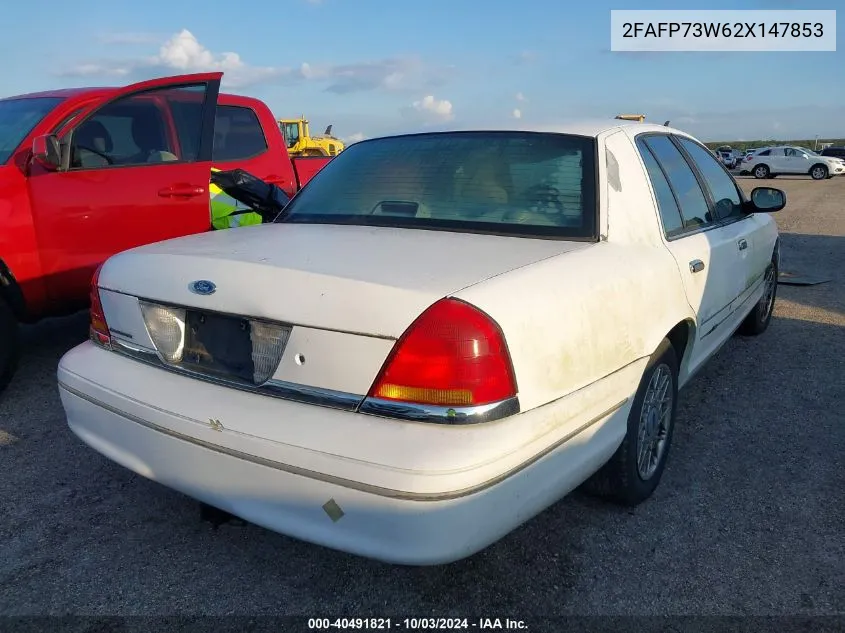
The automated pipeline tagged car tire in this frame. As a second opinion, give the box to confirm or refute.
[753,164,770,179]
[582,337,679,506]
[810,164,828,180]
[738,253,778,336]
[0,297,20,394]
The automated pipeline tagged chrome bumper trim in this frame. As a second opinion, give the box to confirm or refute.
[358,396,520,425]
[102,338,520,424]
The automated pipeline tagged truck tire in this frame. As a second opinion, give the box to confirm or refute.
[0,297,20,394]
[582,337,679,506]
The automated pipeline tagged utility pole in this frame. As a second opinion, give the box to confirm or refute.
[814,135,819,151]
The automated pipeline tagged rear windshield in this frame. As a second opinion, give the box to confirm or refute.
[275,131,597,239]
[0,97,63,165]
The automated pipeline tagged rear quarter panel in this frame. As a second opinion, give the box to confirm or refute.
[454,129,695,413]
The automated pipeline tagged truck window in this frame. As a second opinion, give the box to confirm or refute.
[213,106,268,161]
[170,103,269,162]
[0,97,63,165]
[68,85,205,170]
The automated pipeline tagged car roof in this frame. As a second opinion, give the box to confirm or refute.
[367,120,696,141]
[1,86,245,103]
[0,87,116,101]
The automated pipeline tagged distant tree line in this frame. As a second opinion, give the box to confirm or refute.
[704,139,845,152]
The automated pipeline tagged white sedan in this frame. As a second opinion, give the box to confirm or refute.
[58,121,786,565]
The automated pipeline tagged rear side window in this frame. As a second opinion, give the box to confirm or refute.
[676,137,743,221]
[757,149,771,156]
[637,139,684,236]
[641,135,712,230]
[275,131,597,239]
[213,105,268,161]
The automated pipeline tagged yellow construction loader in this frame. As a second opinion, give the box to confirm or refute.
[279,116,345,157]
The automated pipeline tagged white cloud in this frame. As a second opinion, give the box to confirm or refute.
[60,31,452,93]
[512,108,522,119]
[303,56,454,94]
[153,30,285,87]
[60,29,291,88]
[411,95,454,121]
[344,132,366,144]
[515,92,526,102]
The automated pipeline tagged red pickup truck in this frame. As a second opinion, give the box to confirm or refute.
[0,71,331,392]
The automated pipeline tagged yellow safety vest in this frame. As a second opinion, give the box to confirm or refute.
[210,168,264,230]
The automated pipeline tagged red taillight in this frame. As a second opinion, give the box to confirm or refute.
[89,264,110,346]
[367,298,517,408]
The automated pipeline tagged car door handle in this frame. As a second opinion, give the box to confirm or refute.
[689,259,705,273]
[158,185,206,198]
[737,238,748,251]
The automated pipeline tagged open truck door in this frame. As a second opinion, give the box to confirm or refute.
[26,73,222,309]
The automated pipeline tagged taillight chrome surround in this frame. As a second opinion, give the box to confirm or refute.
[93,293,521,425]
[108,335,518,424]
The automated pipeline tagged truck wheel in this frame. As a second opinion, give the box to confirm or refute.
[582,337,679,506]
[738,254,778,336]
[0,297,20,393]
[753,164,770,179]
[810,164,828,180]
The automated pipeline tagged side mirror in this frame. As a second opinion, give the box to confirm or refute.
[32,135,61,171]
[750,187,786,213]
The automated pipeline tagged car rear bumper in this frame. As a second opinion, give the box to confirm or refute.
[58,342,634,565]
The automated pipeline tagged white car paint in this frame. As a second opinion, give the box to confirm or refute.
[57,120,781,565]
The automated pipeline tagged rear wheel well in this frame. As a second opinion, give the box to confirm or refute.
[0,260,27,322]
[666,320,693,367]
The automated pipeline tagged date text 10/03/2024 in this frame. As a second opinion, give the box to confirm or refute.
[307,618,528,630]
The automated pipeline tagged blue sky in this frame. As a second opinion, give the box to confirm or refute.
[1,0,841,142]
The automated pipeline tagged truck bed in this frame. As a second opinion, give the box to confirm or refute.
[292,156,332,187]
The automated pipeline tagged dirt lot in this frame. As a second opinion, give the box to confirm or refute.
[0,176,843,618]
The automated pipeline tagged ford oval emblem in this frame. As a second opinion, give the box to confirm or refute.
[189,280,216,296]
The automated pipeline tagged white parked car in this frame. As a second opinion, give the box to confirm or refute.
[58,121,786,565]
[717,151,738,169]
[745,145,845,180]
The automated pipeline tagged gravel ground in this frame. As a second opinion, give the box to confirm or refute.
[0,176,843,619]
